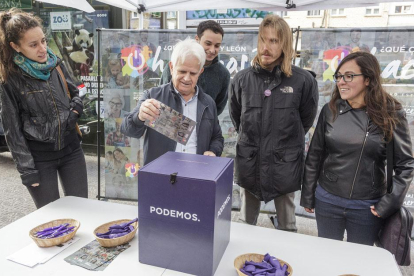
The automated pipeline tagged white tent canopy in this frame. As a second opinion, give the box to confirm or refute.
[35,0,95,13]
[97,0,414,12]
[39,0,414,14]
[94,0,137,12]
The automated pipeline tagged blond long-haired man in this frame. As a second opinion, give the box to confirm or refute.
[229,15,319,231]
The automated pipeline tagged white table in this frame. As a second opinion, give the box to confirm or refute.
[0,197,401,276]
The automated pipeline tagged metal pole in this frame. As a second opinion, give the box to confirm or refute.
[97,28,102,200]
[293,26,300,66]
[34,1,40,16]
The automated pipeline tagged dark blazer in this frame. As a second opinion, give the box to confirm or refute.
[121,82,224,165]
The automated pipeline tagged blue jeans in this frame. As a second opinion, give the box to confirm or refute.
[315,198,384,246]
[27,147,88,208]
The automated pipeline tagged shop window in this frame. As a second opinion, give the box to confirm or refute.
[365,7,380,15]
[394,5,412,14]
[331,9,344,16]
[307,10,321,16]
[128,12,162,29]
[167,12,177,19]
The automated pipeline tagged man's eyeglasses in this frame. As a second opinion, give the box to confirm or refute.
[109,101,123,108]
[333,73,364,83]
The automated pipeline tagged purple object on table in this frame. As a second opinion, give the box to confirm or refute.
[244,264,256,272]
[265,253,282,270]
[96,218,138,239]
[241,253,290,276]
[37,224,66,233]
[138,152,234,276]
[35,223,74,239]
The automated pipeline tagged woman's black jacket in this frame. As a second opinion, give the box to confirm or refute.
[300,100,414,218]
[0,60,83,186]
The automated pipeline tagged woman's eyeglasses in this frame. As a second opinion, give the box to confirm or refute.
[333,73,364,83]
[109,101,123,108]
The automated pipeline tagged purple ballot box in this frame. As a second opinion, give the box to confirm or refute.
[138,152,234,276]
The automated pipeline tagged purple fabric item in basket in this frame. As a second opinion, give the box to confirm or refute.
[35,223,74,239]
[96,218,138,239]
[241,253,290,276]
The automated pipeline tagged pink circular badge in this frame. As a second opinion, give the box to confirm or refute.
[264,89,271,97]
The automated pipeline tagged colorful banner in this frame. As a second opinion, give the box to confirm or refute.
[99,29,257,200]
[98,28,414,212]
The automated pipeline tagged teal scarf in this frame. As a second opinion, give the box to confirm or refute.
[13,48,57,80]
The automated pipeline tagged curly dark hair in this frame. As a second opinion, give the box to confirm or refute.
[196,20,224,39]
[0,8,43,82]
[329,51,402,141]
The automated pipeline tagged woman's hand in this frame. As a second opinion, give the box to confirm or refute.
[304,207,314,213]
[31,183,40,187]
[370,205,381,217]
[67,110,80,131]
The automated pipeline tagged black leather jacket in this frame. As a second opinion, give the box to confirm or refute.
[0,60,83,186]
[301,101,414,218]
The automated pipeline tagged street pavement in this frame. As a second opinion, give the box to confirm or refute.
[0,151,413,275]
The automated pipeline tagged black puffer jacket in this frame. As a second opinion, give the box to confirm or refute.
[300,101,414,218]
[230,64,318,202]
[0,60,83,186]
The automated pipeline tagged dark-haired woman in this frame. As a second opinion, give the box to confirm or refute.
[0,9,87,208]
[300,51,414,245]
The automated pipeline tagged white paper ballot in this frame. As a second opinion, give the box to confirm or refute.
[7,237,80,267]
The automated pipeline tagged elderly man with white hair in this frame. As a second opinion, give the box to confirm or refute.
[121,39,224,165]
[105,90,129,118]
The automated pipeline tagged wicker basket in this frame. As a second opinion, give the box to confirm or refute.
[93,219,138,248]
[234,253,293,276]
[29,218,80,248]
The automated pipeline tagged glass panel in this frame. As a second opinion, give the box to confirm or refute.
[395,6,402,13]
[94,28,414,204]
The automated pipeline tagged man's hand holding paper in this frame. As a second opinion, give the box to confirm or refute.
[138,99,161,122]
